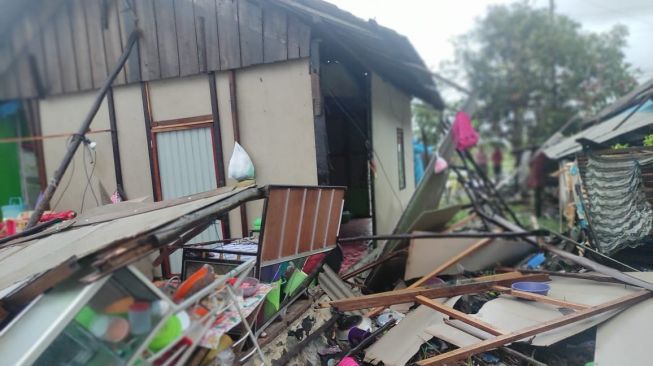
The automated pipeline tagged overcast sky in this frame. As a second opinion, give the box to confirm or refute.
[327,0,653,95]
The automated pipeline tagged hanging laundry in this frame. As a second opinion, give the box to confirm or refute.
[581,153,653,254]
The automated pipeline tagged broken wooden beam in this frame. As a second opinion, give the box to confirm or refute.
[367,236,495,317]
[417,290,653,365]
[330,272,549,312]
[415,295,507,336]
[492,285,589,311]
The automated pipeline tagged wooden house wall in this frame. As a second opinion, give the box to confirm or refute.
[0,0,311,100]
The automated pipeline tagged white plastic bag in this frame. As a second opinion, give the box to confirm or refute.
[228,142,255,181]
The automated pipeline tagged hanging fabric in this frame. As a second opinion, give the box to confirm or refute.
[451,111,479,151]
[581,153,653,254]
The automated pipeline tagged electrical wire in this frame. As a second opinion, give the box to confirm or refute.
[80,143,99,213]
[325,86,405,212]
[51,137,76,211]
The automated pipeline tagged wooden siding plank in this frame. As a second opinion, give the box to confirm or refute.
[194,0,220,72]
[280,188,305,258]
[70,0,93,90]
[313,189,331,249]
[262,4,287,63]
[11,19,35,97]
[297,17,310,58]
[325,189,344,246]
[84,0,109,88]
[237,0,263,67]
[54,4,79,92]
[28,35,47,96]
[174,0,200,76]
[117,0,141,83]
[286,15,300,59]
[216,0,240,70]
[133,0,160,81]
[42,20,63,94]
[261,188,287,263]
[103,0,126,85]
[154,0,180,78]
[298,189,318,254]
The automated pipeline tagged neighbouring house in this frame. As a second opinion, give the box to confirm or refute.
[0,0,443,273]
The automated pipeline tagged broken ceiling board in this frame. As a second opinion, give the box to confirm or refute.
[404,235,533,280]
[594,273,653,366]
[449,275,650,347]
[0,186,252,293]
[364,297,461,366]
[425,322,482,347]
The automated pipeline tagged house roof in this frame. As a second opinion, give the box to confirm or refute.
[543,78,653,160]
[274,0,444,109]
[0,0,443,109]
[0,185,261,296]
[543,99,653,159]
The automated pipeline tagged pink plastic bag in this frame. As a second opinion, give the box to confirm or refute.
[451,111,478,151]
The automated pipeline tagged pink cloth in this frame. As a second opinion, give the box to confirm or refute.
[339,357,359,366]
[451,111,479,151]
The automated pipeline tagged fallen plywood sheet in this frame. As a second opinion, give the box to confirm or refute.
[404,234,532,280]
[406,205,463,233]
[364,297,460,366]
[426,275,652,348]
[0,186,255,293]
[594,272,653,366]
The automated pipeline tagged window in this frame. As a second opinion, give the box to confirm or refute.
[397,128,406,190]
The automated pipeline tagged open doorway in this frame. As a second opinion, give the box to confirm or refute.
[320,42,374,251]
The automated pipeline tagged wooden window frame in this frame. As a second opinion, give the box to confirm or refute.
[397,128,406,190]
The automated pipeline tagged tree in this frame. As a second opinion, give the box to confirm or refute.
[444,2,638,149]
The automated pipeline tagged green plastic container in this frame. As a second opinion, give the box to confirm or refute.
[284,270,308,296]
[148,315,182,352]
[264,280,282,319]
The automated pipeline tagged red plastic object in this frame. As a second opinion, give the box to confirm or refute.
[39,210,76,222]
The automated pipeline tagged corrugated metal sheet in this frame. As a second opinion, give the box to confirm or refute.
[156,127,222,273]
[544,101,653,159]
[317,265,363,315]
[0,186,250,293]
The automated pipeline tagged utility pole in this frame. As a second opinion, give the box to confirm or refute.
[550,0,557,110]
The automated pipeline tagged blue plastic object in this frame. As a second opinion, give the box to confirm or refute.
[1,197,24,220]
[526,253,546,269]
[511,281,551,296]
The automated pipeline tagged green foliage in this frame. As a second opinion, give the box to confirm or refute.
[444,2,639,149]
[412,101,441,148]
[611,143,630,150]
[643,134,653,147]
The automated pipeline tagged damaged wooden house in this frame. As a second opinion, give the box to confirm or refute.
[0,0,443,276]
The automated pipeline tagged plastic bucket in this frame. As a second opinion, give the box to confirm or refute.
[2,197,24,220]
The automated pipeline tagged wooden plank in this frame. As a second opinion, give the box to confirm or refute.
[413,238,494,288]
[286,15,301,59]
[297,17,310,58]
[56,3,81,92]
[367,237,495,317]
[70,0,93,90]
[193,0,220,72]
[133,0,159,81]
[313,189,332,249]
[262,4,287,63]
[417,290,653,366]
[415,295,508,336]
[237,0,263,67]
[297,188,318,254]
[216,0,240,69]
[10,19,37,97]
[154,0,180,78]
[492,285,590,311]
[174,0,200,76]
[261,188,287,263]
[84,0,109,88]
[280,188,305,258]
[330,272,550,312]
[325,189,345,247]
[117,0,141,83]
[42,20,63,94]
[103,0,126,85]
